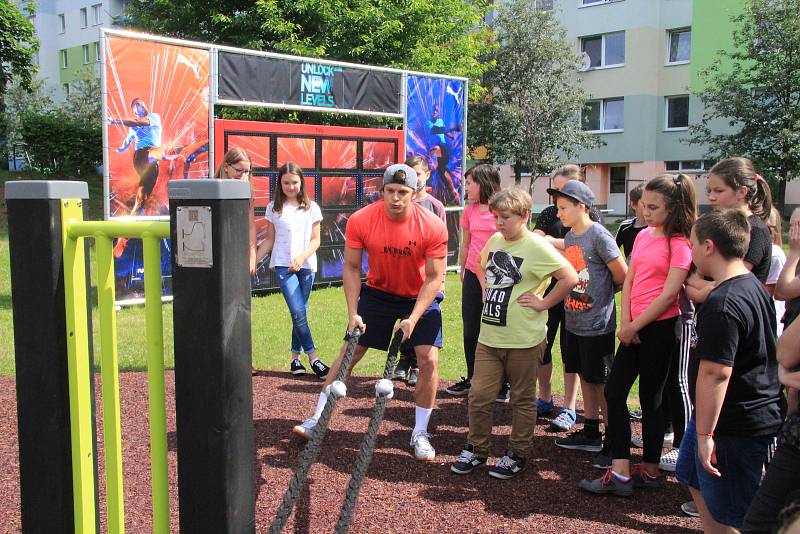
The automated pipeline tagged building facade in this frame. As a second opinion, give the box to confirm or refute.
[16,0,125,101]
[496,0,763,215]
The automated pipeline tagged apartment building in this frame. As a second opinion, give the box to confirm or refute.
[496,0,755,215]
[15,0,126,101]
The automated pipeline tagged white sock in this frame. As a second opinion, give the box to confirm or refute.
[413,406,433,435]
[313,392,329,420]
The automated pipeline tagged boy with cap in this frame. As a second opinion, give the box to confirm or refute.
[292,163,449,461]
[451,187,578,479]
[550,181,627,454]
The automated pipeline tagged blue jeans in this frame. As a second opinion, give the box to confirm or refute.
[275,267,316,354]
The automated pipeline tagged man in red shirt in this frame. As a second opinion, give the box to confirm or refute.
[293,163,448,461]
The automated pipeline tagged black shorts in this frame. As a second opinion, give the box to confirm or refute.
[563,330,615,384]
[345,285,443,351]
[133,148,159,196]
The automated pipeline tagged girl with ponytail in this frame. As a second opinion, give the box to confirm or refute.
[580,174,696,496]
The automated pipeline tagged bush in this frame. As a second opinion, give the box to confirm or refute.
[19,110,101,176]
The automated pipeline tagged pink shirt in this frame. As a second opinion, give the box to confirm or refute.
[461,203,496,274]
[630,227,692,321]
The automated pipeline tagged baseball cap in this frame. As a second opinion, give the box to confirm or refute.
[546,180,595,208]
[383,163,418,191]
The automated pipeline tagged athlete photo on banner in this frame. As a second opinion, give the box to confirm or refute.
[405,76,465,207]
[105,35,210,221]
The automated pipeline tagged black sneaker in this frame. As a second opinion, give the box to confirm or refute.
[496,382,510,403]
[592,446,612,469]
[555,428,603,452]
[450,444,487,475]
[310,359,330,380]
[290,359,307,376]
[489,450,527,480]
[392,360,409,380]
[445,378,471,396]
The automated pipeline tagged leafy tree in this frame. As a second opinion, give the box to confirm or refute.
[688,0,800,207]
[3,77,53,149]
[124,0,492,126]
[0,0,40,160]
[474,0,600,193]
[63,66,102,129]
[20,109,101,175]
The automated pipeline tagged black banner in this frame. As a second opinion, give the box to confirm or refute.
[218,52,402,115]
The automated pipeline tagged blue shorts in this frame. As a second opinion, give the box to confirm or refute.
[676,417,773,528]
[345,285,443,351]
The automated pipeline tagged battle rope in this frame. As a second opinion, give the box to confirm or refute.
[333,330,404,534]
[268,328,362,534]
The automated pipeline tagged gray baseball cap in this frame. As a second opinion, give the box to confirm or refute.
[547,180,595,208]
[383,163,418,191]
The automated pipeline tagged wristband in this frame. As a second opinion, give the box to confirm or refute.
[696,430,714,438]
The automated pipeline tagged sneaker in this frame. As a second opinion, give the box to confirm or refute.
[592,447,612,469]
[536,398,554,416]
[411,431,436,462]
[659,447,679,472]
[631,464,664,490]
[550,408,577,432]
[445,378,471,396]
[496,383,510,403]
[555,428,603,452]
[407,368,419,386]
[629,408,642,420]
[450,444,487,475]
[681,500,700,518]
[392,360,409,380]
[489,450,527,480]
[310,359,330,380]
[579,468,633,497]
[290,359,307,376]
[292,417,318,440]
[631,432,673,449]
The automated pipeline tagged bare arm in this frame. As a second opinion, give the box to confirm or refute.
[256,219,275,262]
[397,256,446,341]
[343,246,366,333]
[685,271,715,304]
[290,221,321,272]
[607,256,628,292]
[248,209,257,274]
[695,360,733,477]
[776,218,800,300]
[460,227,471,283]
[517,264,579,312]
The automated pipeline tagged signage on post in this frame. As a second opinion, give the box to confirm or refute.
[176,206,213,268]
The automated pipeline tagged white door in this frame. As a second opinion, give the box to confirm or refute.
[608,166,628,217]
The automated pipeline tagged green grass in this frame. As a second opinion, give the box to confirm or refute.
[1,169,638,404]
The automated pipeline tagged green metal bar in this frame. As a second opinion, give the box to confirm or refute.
[94,233,126,534]
[68,220,170,239]
[142,233,169,534]
[61,200,98,534]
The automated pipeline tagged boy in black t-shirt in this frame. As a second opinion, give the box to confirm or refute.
[615,183,646,263]
[675,209,783,532]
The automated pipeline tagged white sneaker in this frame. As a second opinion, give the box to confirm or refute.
[659,447,679,472]
[631,434,644,448]
[411,431,436,462]
[292,417,318,441]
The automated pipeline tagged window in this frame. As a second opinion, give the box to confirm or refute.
[92,4,102,25]
[94,42,101,62]
[665,95,689,129]
[581,32,625,69]
[665,160,710,172]
[536,0,554,10]
[82,45,90,64]
[63,83,70,98]
[668,28,691,64]
[80,7,88,28]
[60,49,68,68]
[610,166,627,194]
[58,13,65,33]
[582,97,624,132]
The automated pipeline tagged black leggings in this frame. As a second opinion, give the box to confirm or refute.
[542,301,565,366]
[461,269,483,380]
[605,317,678,464]
[665,318,693,449]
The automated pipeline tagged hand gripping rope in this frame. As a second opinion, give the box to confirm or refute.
[333,330,403,534]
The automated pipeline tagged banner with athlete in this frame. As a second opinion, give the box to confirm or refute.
[104,34,210,220]
[405,76,465,207]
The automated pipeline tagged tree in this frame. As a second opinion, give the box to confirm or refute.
[124,0,491,95]
[3,77,53,150]
[63,66,102,129]
[0,0,40,159]
[688,0,800,207]
[475,0,600,194]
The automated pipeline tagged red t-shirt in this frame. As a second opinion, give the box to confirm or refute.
[345,201,448,297]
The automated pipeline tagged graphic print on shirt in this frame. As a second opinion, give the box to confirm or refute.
[564,244,593,311]
[482,250,523,327]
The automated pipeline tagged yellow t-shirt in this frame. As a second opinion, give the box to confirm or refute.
[478,231,569,348]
